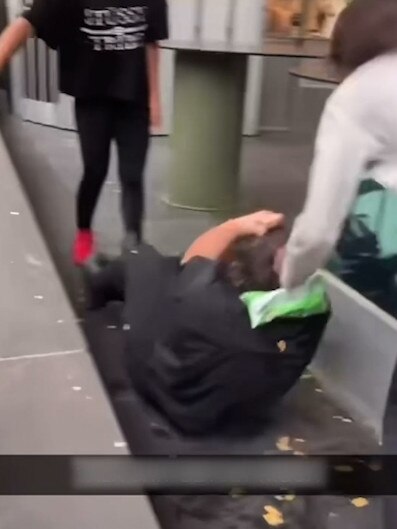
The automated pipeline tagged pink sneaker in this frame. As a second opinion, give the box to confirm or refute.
[73,230,95,266]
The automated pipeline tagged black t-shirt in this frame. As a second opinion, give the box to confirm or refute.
[123,245,329,434]
[23,0,168,101]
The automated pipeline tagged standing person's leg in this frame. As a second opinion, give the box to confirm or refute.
[114,101,150,242]
[74,99,113,264]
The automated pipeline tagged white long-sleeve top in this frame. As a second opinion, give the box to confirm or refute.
[281,52,397,289]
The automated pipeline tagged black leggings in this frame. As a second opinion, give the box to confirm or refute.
[75,98,149,238]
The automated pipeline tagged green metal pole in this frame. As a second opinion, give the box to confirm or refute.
[165,49,247,211]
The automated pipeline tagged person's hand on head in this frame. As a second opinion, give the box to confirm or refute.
[232,211,284,237]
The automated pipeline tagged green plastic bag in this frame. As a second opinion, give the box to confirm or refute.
[240,275,330,329]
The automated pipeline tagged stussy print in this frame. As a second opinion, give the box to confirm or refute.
[81,6,148,51]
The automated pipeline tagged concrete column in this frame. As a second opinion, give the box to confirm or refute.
[166,50,247,211]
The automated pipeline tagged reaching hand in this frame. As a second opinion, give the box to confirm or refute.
[232,210,284,237]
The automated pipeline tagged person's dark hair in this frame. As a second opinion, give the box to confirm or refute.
[330,0,397,74]
[222,228,287,293]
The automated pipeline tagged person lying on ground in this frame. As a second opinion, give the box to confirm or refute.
[83,211,330,435]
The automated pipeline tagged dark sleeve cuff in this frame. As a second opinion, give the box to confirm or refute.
[146,32,168,43]
[146,0,169,42]
[20,6,36,27]
[19,0,45,31]
[19,0,64,49]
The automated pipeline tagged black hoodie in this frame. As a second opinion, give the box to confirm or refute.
[123,244,330,434]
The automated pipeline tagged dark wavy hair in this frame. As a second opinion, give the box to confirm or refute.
[221,228,287,293]
[330,0,397,74]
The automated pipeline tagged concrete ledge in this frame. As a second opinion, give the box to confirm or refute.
[0,130,159,528]
[312,271,397,443]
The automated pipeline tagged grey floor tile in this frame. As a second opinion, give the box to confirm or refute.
[0,352,127,454]
[0,496,159,529]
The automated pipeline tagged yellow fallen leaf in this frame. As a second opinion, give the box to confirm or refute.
[284,495,295,501]
[294,438,305,443]
[293,451,305,456]
[263,506,284,526]
[276,436,293,451]
[263,513,284,526]
[351,497,369,508]
[277,340,287,353]
[274,495,295,502]
[335,465,354,473]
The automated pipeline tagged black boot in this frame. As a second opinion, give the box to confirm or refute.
[122,231,140,258]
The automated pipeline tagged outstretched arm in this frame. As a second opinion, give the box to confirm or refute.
[146,0,168,130]
[146,43,162,129]
[280,96,380,289]
[0,17,33,71]
[182,211,284,265]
